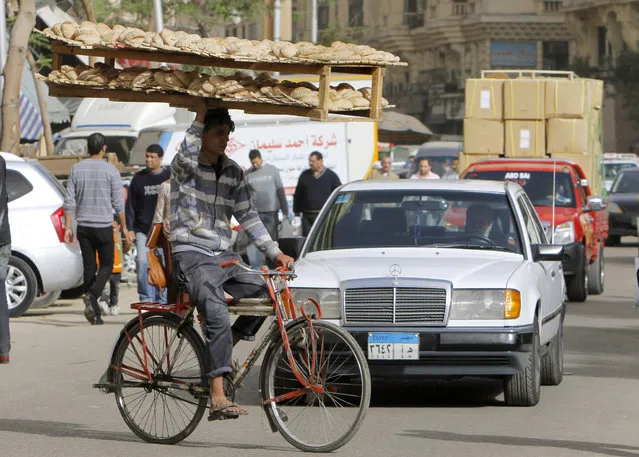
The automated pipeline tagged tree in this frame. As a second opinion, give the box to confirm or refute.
[1,0,36,153]
[86,0,262,36]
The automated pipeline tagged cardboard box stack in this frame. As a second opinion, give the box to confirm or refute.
[461,72,604,194]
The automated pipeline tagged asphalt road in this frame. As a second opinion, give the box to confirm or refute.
[1,242,639,457]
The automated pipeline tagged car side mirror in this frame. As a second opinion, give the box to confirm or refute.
[279,237,306,259]
[586,196,606,212]
[531,244,564,262]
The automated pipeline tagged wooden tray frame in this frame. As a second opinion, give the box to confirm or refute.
[46,35,402,121]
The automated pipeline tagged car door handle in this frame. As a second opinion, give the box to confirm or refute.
[551,270,556,278]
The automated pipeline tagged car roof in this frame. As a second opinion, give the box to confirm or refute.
[0,152,25,162]
[464,158,582,173]
[339,179,513,194]
[415,141,463,158]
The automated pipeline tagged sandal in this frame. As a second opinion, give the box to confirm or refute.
[207,402,248,421]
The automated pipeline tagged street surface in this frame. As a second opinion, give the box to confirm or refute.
[1,242,639,457]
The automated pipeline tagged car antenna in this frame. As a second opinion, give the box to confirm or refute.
[551,160,557,243]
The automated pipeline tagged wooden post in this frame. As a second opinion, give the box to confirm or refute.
[317,65,331,120]
[26,53,54,155]
[80,0,97,66]
[369,67,384,120]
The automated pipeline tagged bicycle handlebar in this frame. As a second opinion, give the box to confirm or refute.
[221,258,295,278]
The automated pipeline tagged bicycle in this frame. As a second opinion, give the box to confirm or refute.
[94,259,371,453]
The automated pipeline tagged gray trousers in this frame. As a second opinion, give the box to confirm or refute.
[173,250,268,379]
[0,244,11,356]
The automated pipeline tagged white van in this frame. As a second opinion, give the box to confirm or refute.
[53,99,181,165]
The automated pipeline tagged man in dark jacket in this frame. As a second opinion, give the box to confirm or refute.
[293,151,342,236]
[126,144,170,303]
[0,156,11,363]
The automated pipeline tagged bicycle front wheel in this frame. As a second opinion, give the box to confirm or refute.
[261,320,371,453]
[112,315,208,444]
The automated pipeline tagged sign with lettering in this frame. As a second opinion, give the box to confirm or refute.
[490,41,537,68]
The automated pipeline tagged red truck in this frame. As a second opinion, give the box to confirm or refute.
[460,158,608,302]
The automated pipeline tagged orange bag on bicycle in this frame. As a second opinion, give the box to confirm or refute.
[146,223,166,289]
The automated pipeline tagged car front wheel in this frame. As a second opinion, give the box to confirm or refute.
[7,256,38,317]
[503,317,541,406]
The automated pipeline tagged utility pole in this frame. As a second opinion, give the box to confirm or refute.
[273,0,281,42]
[311,0,317,43]
[153,0,163,33]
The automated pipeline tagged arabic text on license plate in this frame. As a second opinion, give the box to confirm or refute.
[367,333,419,360]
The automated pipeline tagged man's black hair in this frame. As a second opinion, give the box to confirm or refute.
[146,144,164,157]
[310,151,323,161]
[203,108,235,133]
[248,149,261,160]
[87,133,105,156]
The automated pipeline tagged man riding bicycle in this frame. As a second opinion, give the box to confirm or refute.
[170,100,294,421]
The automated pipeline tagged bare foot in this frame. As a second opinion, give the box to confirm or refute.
[210,396,247,415]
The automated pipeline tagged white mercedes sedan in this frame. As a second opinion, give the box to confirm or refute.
[284,179,566,406]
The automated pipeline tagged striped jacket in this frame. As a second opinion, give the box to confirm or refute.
[170,121,281,259]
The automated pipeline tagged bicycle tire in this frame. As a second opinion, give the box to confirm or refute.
[112,315,208,444]
[260,320,371,453]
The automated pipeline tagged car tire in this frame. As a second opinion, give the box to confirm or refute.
[566,244,588,303]
[541,320,563,386]
[31,290,62,309]
[7,256,38,317]
[587,243,604,295]
[605,235,620,246]
[503,317,541,406]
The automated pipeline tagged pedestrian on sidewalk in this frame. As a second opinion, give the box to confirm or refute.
[63,133,133,325]
[245,149,290,269]
[0,155,11,363]
[125,144,170,302]
[293,151,342,236]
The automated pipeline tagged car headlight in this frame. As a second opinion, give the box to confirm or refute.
[450,289,521,320]
[607,201,623,214]
[552,221,575,245]
[289,288,340,319]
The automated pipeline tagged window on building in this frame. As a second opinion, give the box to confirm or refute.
[247,23,258,40]
[543,41,569,70]
[318,4,329,30]
[598,26,613,68]
[544,1,562,13]
[348,0,364,27]
[404,0,426,28]
[452,0,473,16]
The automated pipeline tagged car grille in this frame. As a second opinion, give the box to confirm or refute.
[344,287,447,325]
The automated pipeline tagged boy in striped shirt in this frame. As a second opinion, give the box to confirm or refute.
[170,100,293,421]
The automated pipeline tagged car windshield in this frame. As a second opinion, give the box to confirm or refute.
[604,162,637,181]
[464,170,575,207]
[53,136,136,165]
[307,190,522,254]
[610,172,639,193]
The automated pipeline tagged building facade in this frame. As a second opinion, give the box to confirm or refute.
[223,0,639,151]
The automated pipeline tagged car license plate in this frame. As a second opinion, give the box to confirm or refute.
[367,333,419,360]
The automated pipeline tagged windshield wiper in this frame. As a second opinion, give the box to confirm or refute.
[424,243,514,252]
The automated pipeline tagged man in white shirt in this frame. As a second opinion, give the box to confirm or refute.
[410,158,440,180]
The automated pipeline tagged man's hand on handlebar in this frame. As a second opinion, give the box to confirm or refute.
[275,253,295,270]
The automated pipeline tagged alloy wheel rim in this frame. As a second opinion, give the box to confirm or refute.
[6,265,28,310]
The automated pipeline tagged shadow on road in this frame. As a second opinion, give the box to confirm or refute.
[398,429,639,457]
[0,418,292,452]
[371,378,504,408]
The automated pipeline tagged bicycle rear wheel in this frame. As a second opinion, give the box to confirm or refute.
[112,316,207,444]
[261,320,371,453]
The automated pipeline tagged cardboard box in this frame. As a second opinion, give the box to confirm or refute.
[547,118,589,155]
[505,120,546,157]
[545,79,588,119]
[504,79,545,120]
[585,78,604,110]
[548,152,604,196]
[464,79,504,120]
[463,118,504,155]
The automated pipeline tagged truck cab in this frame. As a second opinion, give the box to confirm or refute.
[461,158,609,302]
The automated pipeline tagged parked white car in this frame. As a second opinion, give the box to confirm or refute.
[3,153,83,316]
[285,179,565,406]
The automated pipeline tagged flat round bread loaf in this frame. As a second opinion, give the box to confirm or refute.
[76,34,101,45]
[61,22,77,39]
[160,29,177,46]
